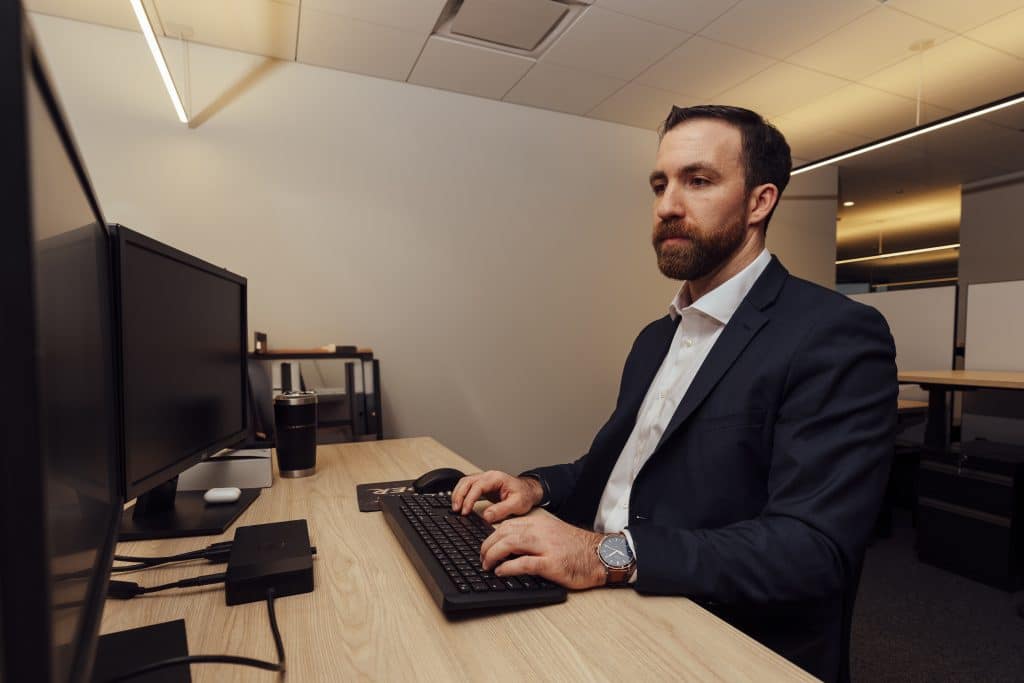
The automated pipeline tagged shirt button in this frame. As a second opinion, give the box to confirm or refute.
[684,338,694,347]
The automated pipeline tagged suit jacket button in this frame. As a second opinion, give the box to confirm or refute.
[632,513,648,521]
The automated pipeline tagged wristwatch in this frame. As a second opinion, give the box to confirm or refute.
[597,533,636,586]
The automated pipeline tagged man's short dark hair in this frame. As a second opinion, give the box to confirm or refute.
[659,105,792,231]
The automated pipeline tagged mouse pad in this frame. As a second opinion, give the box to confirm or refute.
[356,479,416,512]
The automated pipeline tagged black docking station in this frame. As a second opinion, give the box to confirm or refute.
[225,519,316,605]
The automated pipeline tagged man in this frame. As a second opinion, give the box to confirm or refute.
[451,105,897,683]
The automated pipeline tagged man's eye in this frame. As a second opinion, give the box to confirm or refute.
[690,177,709,187]
[651,184,665,195]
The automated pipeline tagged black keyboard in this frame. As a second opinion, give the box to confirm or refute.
[381,492,567,614]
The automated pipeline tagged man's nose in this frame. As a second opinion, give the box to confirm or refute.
[655,186,682,222]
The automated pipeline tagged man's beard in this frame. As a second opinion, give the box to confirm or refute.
[652,216,746,281]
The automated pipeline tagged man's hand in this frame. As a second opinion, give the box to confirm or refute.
[450,470,544,522]
[480,515,607,590]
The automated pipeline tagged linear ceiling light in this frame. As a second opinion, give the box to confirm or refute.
[792,91,1024,176]
[129,0,188,123]
[835,243,960,265]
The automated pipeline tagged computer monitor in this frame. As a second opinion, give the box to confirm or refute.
[1,11,121,682]
[112,225,259,540]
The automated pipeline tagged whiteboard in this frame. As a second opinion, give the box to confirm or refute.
[849,286,957,402]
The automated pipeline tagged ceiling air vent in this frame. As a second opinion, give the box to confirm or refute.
[434,0,593,58]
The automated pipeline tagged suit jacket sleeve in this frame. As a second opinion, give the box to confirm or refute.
[628,303,897,603]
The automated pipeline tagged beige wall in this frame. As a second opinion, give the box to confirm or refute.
[769,166,838,289]
[31,14,837,473]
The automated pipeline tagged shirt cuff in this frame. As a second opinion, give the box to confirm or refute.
[622,528,638,584]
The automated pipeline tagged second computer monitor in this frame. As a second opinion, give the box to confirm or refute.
[113,225,256,540]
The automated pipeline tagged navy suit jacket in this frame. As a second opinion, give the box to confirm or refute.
[527,256,897,682]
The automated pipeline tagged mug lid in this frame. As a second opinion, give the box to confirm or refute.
[274,390,318,406]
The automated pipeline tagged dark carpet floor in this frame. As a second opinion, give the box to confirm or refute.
[851,510,1024,682]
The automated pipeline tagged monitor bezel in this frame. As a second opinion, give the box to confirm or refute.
[1,11,121,683]
[111,224,249,501]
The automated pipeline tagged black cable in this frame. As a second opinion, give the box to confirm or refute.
[112,541,234,573]
[102,590,285,682]
[108,572,227,600]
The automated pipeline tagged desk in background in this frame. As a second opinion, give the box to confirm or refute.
[102,438,817,682]
[898,371,1024,592]
[898,370,1024,451]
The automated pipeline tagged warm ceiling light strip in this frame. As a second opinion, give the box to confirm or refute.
[836,243,960,265]
[129,0,188,123]
[874,276,959,289]
[792,91,1024,176]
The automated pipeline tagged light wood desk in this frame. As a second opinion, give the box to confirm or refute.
[898,370,1024,449]
[101,438,816,682]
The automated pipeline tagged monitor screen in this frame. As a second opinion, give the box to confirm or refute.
[118,231,247,499]
[0,24,122,682]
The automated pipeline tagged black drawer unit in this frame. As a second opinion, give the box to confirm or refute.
[916,440,1024,590]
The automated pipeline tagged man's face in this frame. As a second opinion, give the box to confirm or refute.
[648,118,752,281]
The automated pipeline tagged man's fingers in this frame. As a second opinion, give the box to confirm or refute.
[494,555,546,579]
[450,474,479,511]
[461,478,490,516]
[482,496,525,523]
[480,524,534,571]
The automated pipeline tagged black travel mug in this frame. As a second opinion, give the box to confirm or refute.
[274,391,318,478]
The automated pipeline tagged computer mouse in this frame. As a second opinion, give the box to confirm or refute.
[204,487,242,504]
[413,468,466,494]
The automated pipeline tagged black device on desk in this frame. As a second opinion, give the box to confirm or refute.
[110,224,259,540]
[382,488,567,614]
[2,20,122,680]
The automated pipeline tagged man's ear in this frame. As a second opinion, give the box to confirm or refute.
[747,183,779,227]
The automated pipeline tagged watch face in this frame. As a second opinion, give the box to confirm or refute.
[599,535,634,569]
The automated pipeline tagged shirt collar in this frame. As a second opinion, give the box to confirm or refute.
[668,248,772,325]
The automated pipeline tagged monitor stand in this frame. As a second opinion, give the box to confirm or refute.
[119,476,260,541]
[91,619,190,682]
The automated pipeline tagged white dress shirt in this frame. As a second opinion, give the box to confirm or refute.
[594,248,772,581]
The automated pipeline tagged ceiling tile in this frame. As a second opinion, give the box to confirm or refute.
[154,0,298,60]
[982,103,1024,133]
[793,130,872,163]
[777,84,950,141]
[863,37,1024,113]
[914,119,1024,174]
[297,7,426,82]
[967,7,1024,59]
[715,62,848,118]
[771,117,871,162]
[788,6,954,81]
[540,6,688,81]
[588,83,692,130]
[636,36,774,100]
[302,0,448,34]
[700,0,878,60]
[504,62,625,115]
[408,37,534,100]
[594,0,736,33]
[885,0,1024,33]
[27,0,162,33]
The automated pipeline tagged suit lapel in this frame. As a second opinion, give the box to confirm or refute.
[651,256,788,454]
